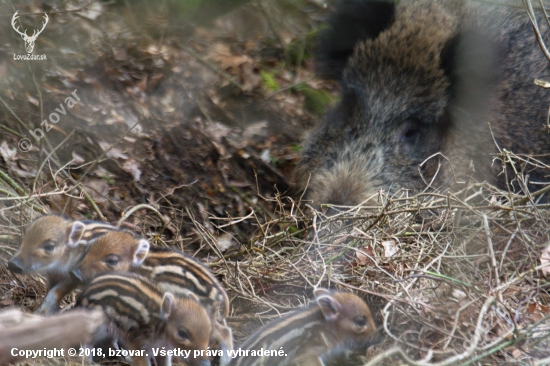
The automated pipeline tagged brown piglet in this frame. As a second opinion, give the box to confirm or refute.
[8,215,115,314]
[77,272,213,366]
[70,230,233,364]
[228,288,378,366]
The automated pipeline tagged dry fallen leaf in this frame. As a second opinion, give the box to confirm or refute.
[242,121,268,146]
[208,43,251,70]
[216,233,235,252]
[452,289,467,299]
[0,141,17,162]
[203,121,231,144]
[382,240,399,257]
[355,246,374,266]
[527,302,550,322]
[71,151,86,165]
[511,348,523,360]
[203,121,232,158]
[0,141,36,178]
[98,141,128,160]
[260,149,271,164]
[73,2,104,20]
[490,322,512,338]
[83,179,110,209]
[67,102,96,124]
[122,159,142,182]
[207,43,260,92]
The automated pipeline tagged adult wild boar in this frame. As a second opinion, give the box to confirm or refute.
[296,0,550,208]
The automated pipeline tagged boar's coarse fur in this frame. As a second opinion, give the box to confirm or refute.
[296,0,550,208]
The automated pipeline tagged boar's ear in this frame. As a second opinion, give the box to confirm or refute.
[67,221,86,247]
[315,288,341,321]
[132,239,150,266]
[161,292,176,318]
[317,0,395,80]
[440,28,501,126]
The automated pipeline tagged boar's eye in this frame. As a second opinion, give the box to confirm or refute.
[177,328,189,340]
[403,128,419,139]
[42,240,56,252]
[399,120,422,144]
[103,254,120,267]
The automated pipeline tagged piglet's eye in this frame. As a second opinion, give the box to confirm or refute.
[103,254,120,266]
[177,329,189,340]
[354,315,367,327]
[42,241,56,252]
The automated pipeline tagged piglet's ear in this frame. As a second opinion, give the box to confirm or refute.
[315,288,341,322]
[314,288,331,298]
[185,291,200,303]
[132,239,150,266]
[212,320,233,357]
[161,292,175,318]
[67,221,86,247]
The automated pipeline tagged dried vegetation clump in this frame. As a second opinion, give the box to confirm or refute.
[222,153,550,364]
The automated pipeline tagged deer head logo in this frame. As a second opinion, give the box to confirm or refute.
[11,11,48,54]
